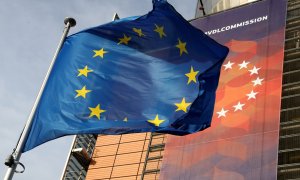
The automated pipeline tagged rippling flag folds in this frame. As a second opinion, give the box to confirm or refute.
[23,0,229,152]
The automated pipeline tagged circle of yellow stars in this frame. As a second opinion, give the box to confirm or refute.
[74,23,200,127]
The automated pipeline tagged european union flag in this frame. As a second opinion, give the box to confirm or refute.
[23,0,228,152]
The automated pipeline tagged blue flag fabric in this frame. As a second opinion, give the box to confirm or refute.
[23,0,228,152]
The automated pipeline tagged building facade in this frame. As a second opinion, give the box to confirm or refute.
[195,0,258,17]
[61,0,300,179]
[277,0,300,179]
[61,133,165,180]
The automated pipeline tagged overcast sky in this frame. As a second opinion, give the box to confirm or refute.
[0,0,198,179]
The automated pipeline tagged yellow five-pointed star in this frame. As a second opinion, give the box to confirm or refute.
[133,28,145,37]
[118,34,131,45]
[176,39,188,56]
[93,48,107,59]
[78,66,93,77]
[89,104,106,120]
[154,24,166,38]
[175,98,192,113]
[148,114,165,127]
[75,86,91,98]
[185,66,199,84]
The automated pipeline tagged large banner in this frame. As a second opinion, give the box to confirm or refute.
[160,0,287,179]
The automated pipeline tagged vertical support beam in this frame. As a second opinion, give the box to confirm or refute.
[109,135,122,179]
[141,133,154,180]
[136,133,149,180]
[60,136,77,180]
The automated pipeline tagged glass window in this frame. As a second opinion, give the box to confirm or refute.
[87,167,113,179]
[89,155,115,168]
[218,1,224,11]
[230,0,240,8]
[225,0,231,9]
[114,152,143,166]
[93,144,119,157]
[111,164,140,178]
[96,135,121,146]
[118,140,146,154]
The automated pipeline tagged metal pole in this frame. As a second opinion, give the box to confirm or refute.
[59,136,77,180]
[4,17,76,180]
[199,0,206,16]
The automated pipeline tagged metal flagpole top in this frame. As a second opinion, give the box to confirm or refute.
[112,13,120,21]
[64,17,76,27]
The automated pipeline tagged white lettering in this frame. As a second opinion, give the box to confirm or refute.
[204,15,268,35]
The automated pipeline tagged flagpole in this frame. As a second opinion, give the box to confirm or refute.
[4,17,76,180]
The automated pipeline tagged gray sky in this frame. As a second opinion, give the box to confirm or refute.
[0,0,197,179]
